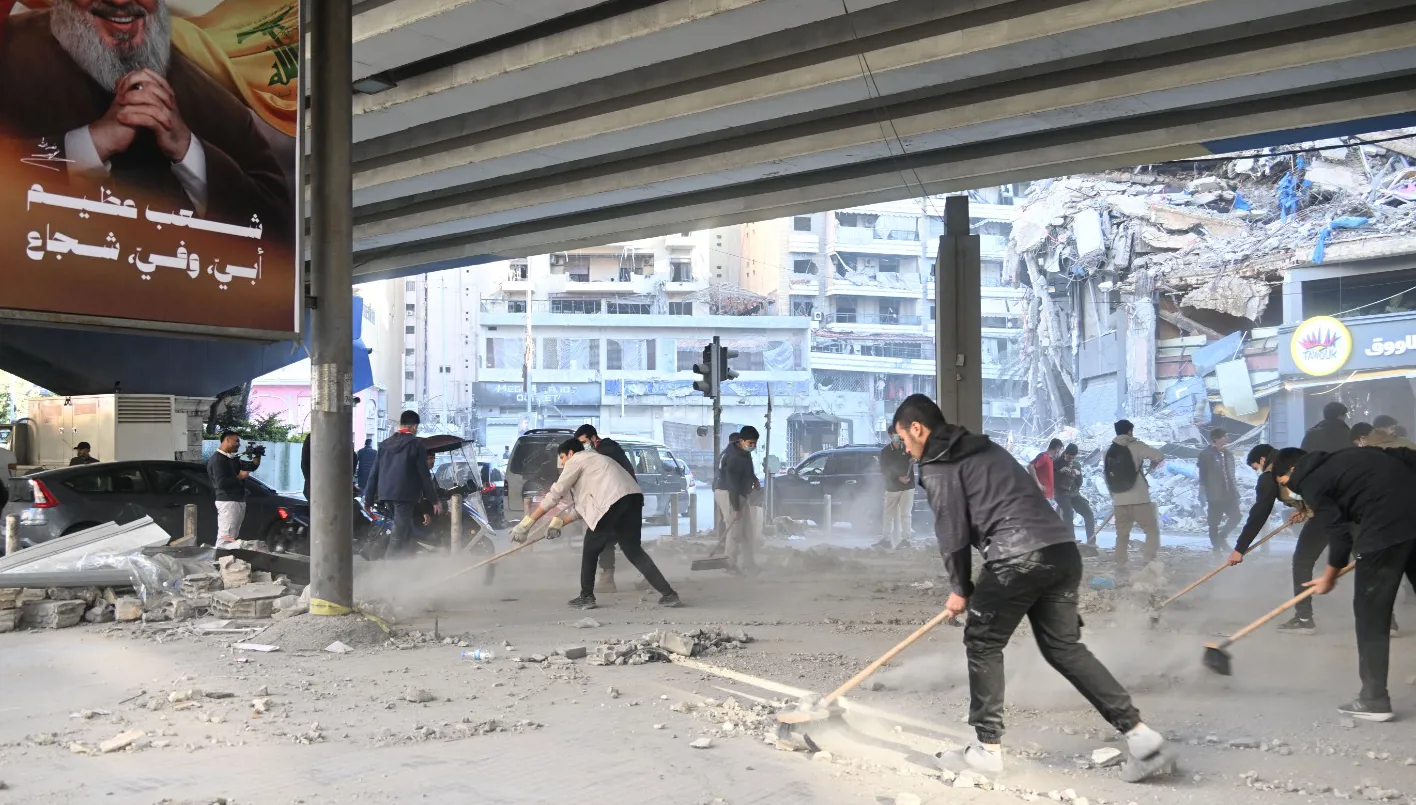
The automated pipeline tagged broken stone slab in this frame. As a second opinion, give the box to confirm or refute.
[179,572,222,596]
[83,604,114,624]
[953,770,989,789]
[556,646,587,660]
[660,631,695,657]
[573,617,601,629]
[22,599,85,629]
[325,641,353,654]
[99,729,146,753]
[1091,747,1124,767]
[689,737,713,749]
[219,556,252,588]
[404,688,434,704]
[114,597,143,622]
[0,608,22,633]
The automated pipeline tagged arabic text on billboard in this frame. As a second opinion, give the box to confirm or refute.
[0,0,299,334]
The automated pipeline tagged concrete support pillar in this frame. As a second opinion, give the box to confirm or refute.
[308,0,355,613]
[935,195,983,431]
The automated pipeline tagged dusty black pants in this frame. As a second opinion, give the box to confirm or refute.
[1206,496,1242,550]
[1353,538,1416,707]
[964,541,1141,744]
[1292,517,1329,621]
[1057,492,1096,541]
[580,494,674,598]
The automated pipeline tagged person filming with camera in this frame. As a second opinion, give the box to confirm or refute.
[206,430,263,550]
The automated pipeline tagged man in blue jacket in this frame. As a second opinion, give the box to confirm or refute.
[363,411,441,555]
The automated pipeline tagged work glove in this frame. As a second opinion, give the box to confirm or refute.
[546,516,565,541]
[509,516,535,543]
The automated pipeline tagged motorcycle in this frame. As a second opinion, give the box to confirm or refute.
[359,435,498,560]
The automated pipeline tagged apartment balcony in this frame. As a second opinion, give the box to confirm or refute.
[925,278,1027,298]
[820,313,926,334]
[664,276,708,293]
[826,273,925,299]
[478,300,809,331]
[502,278,534,294]
[830,227,922,257]
[809,347,934,376]
[788,232,820,253]
[787,274,820,295]
[665,233,697,249]
[555,274,653,294]
[924,233,1008,258]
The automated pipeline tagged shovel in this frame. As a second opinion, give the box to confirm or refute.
[1202,561,1354,675]
[778,606,956,733]
[1148,515,1299,627]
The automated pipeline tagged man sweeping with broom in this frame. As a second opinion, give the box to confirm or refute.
[892,394,1175,781]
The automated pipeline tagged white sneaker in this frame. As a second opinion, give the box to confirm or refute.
[935,741,1003,774]
[1122,724,1177,783]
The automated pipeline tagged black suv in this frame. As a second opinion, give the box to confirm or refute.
[769,444,931,532]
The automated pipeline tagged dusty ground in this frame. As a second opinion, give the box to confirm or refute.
[3,529,1416,805]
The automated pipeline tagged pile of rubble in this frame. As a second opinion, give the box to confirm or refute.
[587,626,755,666]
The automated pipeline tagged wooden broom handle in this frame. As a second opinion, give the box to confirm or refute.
[1224,562,1354,645]
[438,533,546,584]
[1157,515,1297,609]
[821,607,956,706]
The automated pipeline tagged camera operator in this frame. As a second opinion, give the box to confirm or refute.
[206,430,262,550]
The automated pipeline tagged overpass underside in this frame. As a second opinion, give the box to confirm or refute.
[349,0,1416,278]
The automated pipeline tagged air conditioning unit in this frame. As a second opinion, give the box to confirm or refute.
[811,311,823,321]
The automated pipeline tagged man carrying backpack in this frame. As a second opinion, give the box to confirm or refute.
[1105,420,1165,574]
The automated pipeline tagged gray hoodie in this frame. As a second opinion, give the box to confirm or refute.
[1108,435,1164,507]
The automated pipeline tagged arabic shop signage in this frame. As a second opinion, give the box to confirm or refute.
[477,382,601,407]
[0,0,302,337]
[1281,312,1416,377]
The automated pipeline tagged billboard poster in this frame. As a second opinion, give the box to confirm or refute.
[0,0,300,336]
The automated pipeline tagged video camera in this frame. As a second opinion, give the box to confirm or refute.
[243,443,268,459]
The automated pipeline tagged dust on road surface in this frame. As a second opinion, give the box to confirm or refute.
[2,536,1415,805]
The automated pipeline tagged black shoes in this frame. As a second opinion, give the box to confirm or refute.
[1277,616,1316,635]
[1338,699,1394,723]
[568,595,597,610]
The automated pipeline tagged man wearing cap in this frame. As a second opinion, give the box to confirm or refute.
[70,442,100,466]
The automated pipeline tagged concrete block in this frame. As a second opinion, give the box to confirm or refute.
[0,608,22,632]
[99,729,145,753]
[114,597,143,622]
[556,646,588,660]
[22,599,86,629]
[84,604,115,624]
[660,631,696,657]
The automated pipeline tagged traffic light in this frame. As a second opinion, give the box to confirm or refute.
[717,346,739,386]
[692,345,715,398]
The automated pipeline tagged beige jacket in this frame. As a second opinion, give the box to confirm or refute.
[541,451,642,531]
[1364,430,1416,450]
[1109,435,1164,507]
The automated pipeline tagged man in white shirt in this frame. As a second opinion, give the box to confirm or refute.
[511,438,680,610]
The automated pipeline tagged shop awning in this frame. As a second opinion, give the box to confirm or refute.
[1283,367,1416,390]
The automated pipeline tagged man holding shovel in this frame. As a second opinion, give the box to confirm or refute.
[892,394,1175,780]
[510,438,681,610]
[1272,446,1416,722]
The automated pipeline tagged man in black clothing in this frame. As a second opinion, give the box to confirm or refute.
[893,394,1174,780]
[716,426,760,574]
[877,434,915,549]
[575,424,632,592]
[363,411,441,556]
[1197,428,1241,555]
[1228,446,1316,632]
[206,430,260,549]
[1054,444,1096,544]
[1301,401,1353,453]
[1274,446,1416,721]
[70,442,99,466]
[356,439,378,494]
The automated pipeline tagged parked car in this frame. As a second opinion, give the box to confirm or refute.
[0,460,314,548]
[504,429,691,525]
[768,444,931,532]
[477,461,507,528]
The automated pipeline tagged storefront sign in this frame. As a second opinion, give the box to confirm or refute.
[1289,316,1352,377]
[1362,333,1416,357]
[477,382,600,407]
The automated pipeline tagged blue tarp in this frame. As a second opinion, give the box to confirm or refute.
[1312,216,1370,264]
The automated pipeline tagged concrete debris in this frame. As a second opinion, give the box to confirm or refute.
[99,729,145,753]
[114,597,143,622]
[607,687,621,699]
[325,641,354,654]
[84,603,114,623]
[0,608,22,633]
[1091,747,1124,767]
[953,770,989,789]
[589,627,754,666]
[251,698,272,713]
[272,595,308,621]
[573,617,602,629]
[218,556,251,588]
[180,573,222,596]
[556,646,588,660]
[689,737,714,749]
[22,599,85,629]
[404,688,435,703]
[210,583,288,618]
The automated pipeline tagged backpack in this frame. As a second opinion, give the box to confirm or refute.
[1103,442,1139,494]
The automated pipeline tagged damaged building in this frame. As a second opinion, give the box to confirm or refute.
[1004,130,1416,445]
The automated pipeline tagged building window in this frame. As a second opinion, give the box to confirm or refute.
[677,345,703,371]
[669,259,693,282]
[550,298,601,314]
[792,259,816,274]
[878,256,901,273]
[485,338,525,369]
[835,211,879,228]
[880,301,900,324]
[668,301,693,316]
[507,300,527,313]
[835,298,857,324]
[405,303,415,313]
[790,297,814,317]
[542,339,598,370]
[793,216,813,232]
[607,339,654,370]
[405,280,416,291]
[606,302,652,315]
[404,348,414,356]
[405,325,416,334]
[405,370,415,380]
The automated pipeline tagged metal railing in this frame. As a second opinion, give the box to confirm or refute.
[822,313,924,326]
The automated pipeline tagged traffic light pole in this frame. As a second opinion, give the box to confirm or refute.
[711,336,722,493]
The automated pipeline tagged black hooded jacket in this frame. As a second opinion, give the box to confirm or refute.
[1287,446,1416,568]
[1300,417,1353,454]
[917,425,1074,597]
